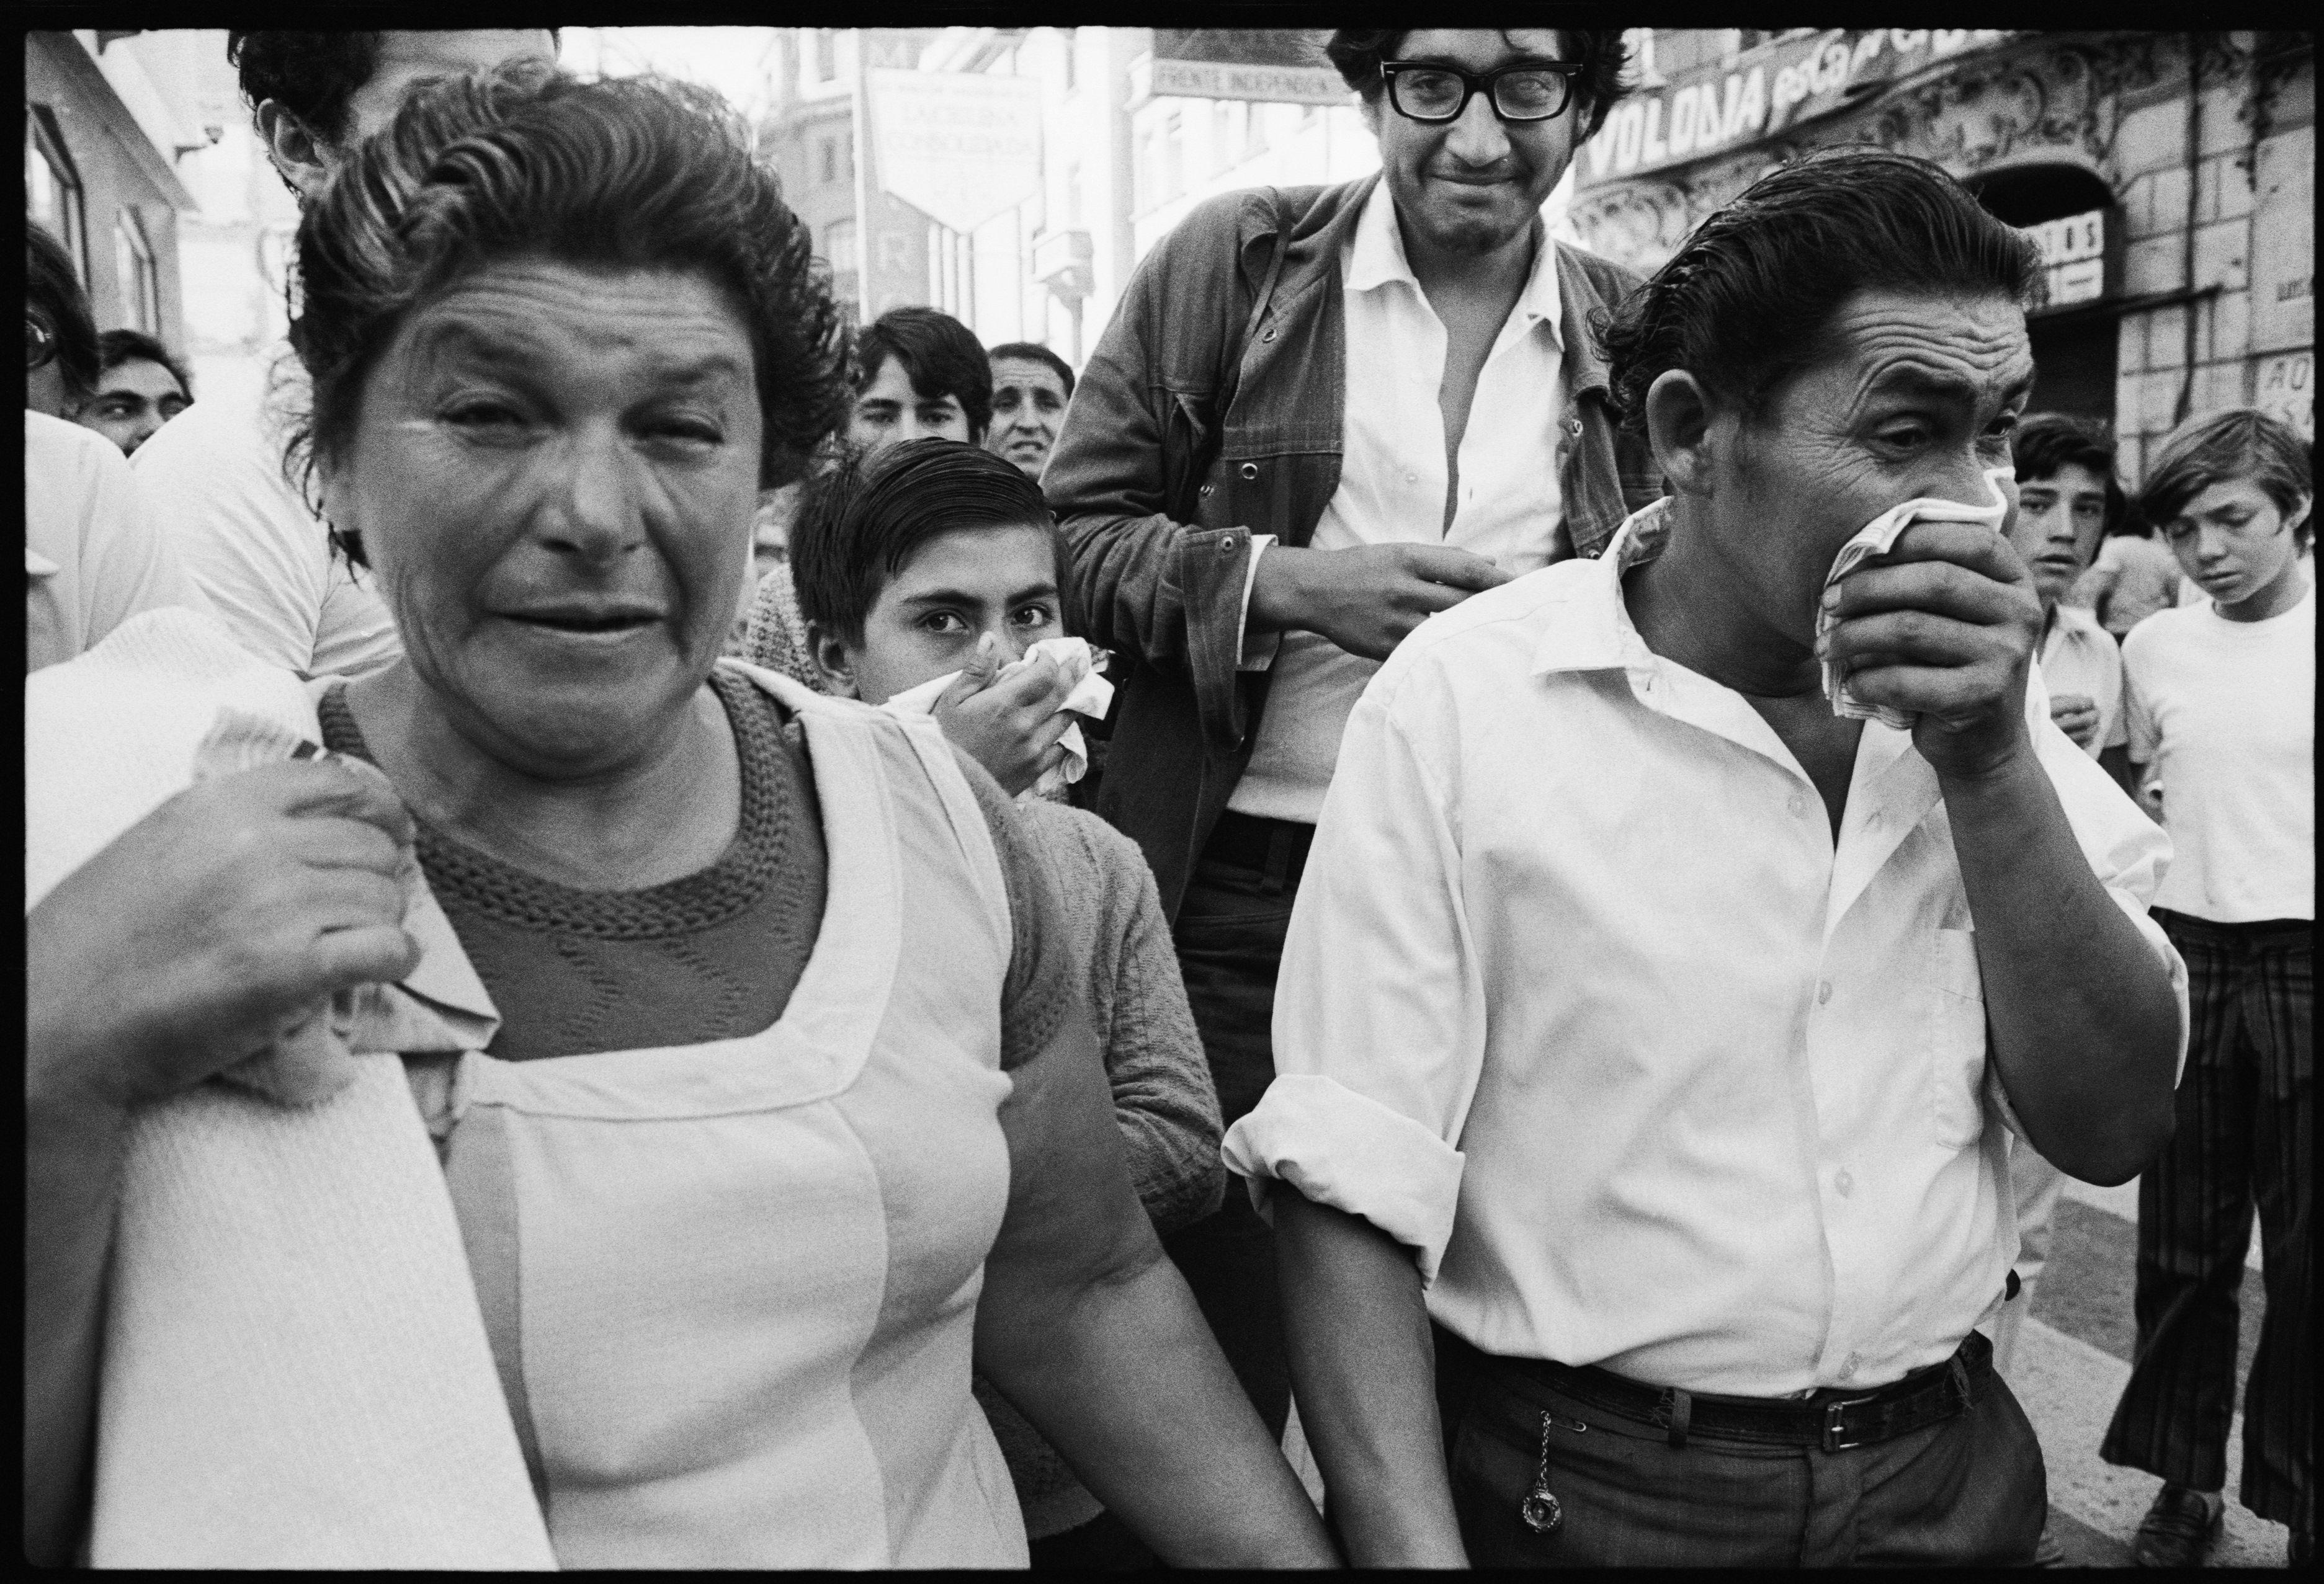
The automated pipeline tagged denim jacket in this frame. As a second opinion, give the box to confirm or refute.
[1047,172,1661,919]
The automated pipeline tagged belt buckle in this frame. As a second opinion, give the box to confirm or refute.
[1821,1394,1880,1453]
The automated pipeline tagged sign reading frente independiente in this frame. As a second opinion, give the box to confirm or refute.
[1576,29,2018,189]
[1149,28,1347,106]
[865,66,1044,238]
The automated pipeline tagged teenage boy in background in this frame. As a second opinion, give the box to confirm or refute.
[2104,408,2313,1570]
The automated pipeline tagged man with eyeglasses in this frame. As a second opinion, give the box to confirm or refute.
[1044,29,1655,1449]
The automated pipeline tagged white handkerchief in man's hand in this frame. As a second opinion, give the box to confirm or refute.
[880,636,1115,800]
[1818,467,2015,732]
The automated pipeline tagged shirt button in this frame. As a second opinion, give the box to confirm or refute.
[1841,1352,1861,1378]
[1835,1168,1854,1196]
[1788,792,1810,818]
[1405,470,1418,484]
[1817,980,1833,1006]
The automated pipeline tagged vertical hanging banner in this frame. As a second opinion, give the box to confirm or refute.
[1149,29,1345,104]
[865,67,1043,238]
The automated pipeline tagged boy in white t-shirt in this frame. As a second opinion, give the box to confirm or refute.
[2102,408,2313,1570]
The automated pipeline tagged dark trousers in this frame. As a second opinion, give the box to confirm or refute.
[2102,912,2312,1531]
[1160,839,1303,1442]
[1436,1327,2046,1567]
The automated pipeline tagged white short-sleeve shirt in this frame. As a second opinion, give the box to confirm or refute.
[25,411,210,672]
[130,349,402,681]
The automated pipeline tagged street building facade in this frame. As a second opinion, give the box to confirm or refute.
[1566,29,2315,479]
[24,30,212,352]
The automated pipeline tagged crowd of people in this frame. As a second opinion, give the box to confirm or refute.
[22,25,2311,1572]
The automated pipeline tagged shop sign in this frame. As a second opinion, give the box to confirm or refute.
[2028,208,2107,309]
[866,68,1043,237]
[1150,30,1346,106]
[2256,352,2313,440]
[1578,29,2015,188]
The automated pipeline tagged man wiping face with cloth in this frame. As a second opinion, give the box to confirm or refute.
[1221,150,2189,1569]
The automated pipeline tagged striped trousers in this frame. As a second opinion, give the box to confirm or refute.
[2101,911,2312,1531]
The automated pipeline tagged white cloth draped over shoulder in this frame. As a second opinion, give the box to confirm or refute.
[26,608,552,1570]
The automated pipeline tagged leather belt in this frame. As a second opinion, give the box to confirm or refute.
[1202,809,1315,885]
[1470,1331,1990,1454]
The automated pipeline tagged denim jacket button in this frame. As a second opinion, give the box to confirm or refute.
[1218,537,1236,556]
[1261,327,1279,342]
[1566,418,1584,436]
[1199,483,1214,496]
[1238,463,1260,481]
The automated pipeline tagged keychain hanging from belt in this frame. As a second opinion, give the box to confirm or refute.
[1521,1408,1589,1536]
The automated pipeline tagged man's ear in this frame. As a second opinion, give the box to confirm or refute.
[807,622,862,700]
[257,101,334,201]
[1644,369,1718,501]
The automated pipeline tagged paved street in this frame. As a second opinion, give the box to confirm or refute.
[2011,1174,2289,1568]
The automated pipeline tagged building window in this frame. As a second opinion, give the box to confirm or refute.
[813,30,838,83]
[825,217,857,278]
[114,208,161,334]
[820,138,837,185]
[25,107,88,285]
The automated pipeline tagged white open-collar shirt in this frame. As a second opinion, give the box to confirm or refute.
[1223,503,2188,1397]
[1230,179,1568,824]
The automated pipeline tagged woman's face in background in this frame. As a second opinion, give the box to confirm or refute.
[326,254,763,778]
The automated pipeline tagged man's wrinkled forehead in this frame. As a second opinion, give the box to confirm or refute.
[1823,291,2036,414]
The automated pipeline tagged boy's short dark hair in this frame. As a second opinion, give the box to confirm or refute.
[852,306,993,442]
[791,438,1065,646]
[1324,29,1632,140]
[986,340,1076,399]
[2139,407,2314,549]
[28,223,100,407]
[2012,412,2125,538]
[97,328,194,399]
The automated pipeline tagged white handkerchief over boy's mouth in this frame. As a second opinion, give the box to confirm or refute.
[880,636,1114,800]
[1818,467,2016,732]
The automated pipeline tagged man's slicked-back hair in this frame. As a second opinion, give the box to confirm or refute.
[1325,29,1632,141]
[1598,148,2042,435]
[97,328,194,399]
[226,30,559,145]
[284,63,851,563]
[853,306,994,442]
[2139,406,2314,548]
[28,223,100,408]
[987,340,1076,399]
[2013,412,2125,537]
[791,438,1063,647]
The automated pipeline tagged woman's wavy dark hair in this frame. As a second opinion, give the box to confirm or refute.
[1597,148,2042,435]
[1324,29,1632,141]
[282,63,851,564]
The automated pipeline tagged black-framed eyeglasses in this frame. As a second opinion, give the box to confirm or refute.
[27,315,58,372]
[1380,60,1584,124]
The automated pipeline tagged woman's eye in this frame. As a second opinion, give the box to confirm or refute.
[444,401,527,432]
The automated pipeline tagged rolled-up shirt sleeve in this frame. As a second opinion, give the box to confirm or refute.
[1219,674,1484,1284]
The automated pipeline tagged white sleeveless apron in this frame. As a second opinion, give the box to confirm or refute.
[433,663,1030,1568]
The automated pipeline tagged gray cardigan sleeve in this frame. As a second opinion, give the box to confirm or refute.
[1020,803,1226,1235]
